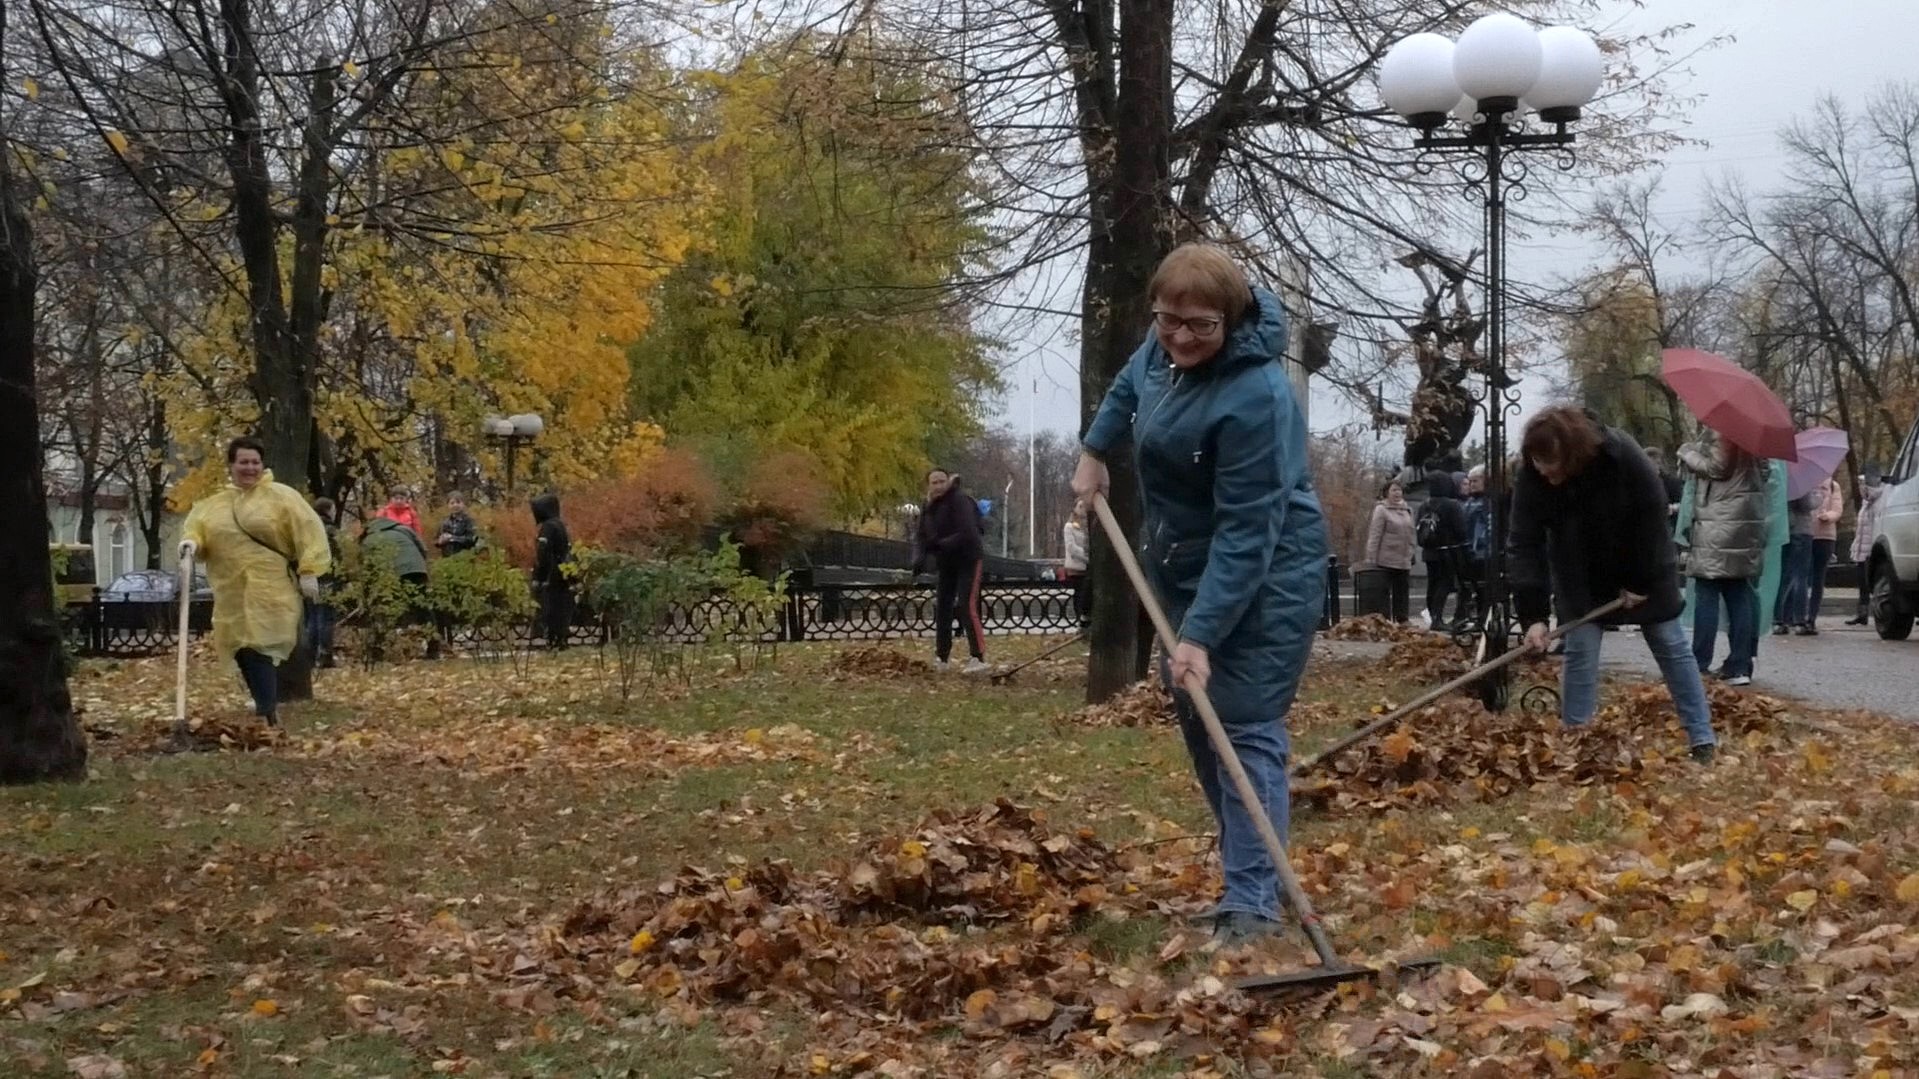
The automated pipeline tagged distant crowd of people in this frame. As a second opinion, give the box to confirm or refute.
[1361,429,1876,673]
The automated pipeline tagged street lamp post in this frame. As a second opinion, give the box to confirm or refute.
[482,413,545,494]
[1380,15,1603,710]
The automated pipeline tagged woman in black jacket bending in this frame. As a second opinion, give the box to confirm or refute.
[1510,406,1718,763]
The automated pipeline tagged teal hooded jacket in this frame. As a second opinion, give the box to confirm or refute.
[1082,287,1326,724]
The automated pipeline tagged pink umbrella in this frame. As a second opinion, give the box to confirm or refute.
[1786,426,1849,500]
[1660,348,1799,462]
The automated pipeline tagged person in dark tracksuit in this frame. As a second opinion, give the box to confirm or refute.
[531,493,573,649]
[1073,243,1327,945]
[915,469,988,672]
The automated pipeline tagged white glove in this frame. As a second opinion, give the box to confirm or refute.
[299,574,320,602]
[178,539,197,562]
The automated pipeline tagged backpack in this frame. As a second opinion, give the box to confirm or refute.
[1415,502,1445,548]
[1465,499,1491,561]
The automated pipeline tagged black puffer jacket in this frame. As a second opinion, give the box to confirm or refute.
[915,481,984,570]
[1418,471,1469,552]
[1508,423,1682,627]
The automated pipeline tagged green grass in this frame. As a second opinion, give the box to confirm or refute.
[0,638,1442,1077]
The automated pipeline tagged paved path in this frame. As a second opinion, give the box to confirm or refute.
[1317,616,1918,723]
[1592,618,1914,721]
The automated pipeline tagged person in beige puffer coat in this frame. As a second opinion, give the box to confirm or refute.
[1365,481,1417,622]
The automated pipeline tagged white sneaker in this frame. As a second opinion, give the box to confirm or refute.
[962,658,990,674]
[1725,675,1751,687]
[933,660,952,672]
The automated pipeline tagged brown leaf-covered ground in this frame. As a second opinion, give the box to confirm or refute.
[3,636,1916,1077]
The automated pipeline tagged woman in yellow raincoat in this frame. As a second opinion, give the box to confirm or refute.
[179,437,331,725]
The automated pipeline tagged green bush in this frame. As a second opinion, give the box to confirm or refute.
[570,539,786,701]
[424,550,536,636]
[332,540,421,668]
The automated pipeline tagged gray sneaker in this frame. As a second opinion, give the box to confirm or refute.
[962,658,990,674]
[933,659,952,672]
[1211,910,1284,946]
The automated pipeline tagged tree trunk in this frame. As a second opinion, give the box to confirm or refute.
[0,136,87,784]
[1084,0,1175,703]
[138,397,168,569]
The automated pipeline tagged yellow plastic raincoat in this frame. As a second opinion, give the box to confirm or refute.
[182,471,331,662]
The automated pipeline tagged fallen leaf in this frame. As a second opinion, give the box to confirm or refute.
[65,1056,126,1079]
[1896,874,1919,904]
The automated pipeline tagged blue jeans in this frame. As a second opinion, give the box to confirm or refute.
[1806,538,1835,623]
[234,648,278,721]
[1692,578,1757,679]
[1163,655,1292,923]
[1776,534,1812,625]
[1561,618,1716,748]
[306,602,337,664]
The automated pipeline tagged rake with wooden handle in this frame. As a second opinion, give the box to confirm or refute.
[1090,492,1435,993]
[171,548,196,740]
[1291,596,1629,777]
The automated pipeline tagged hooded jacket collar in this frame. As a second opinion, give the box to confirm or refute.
[1170,287,1287,378]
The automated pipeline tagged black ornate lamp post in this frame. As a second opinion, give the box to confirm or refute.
[1380,15,1603,710]
[482,413,545,494]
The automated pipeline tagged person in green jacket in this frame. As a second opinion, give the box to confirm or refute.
[1072,243,1326,944]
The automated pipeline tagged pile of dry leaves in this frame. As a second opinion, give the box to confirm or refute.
[140,714,283,753]
[1294,699,1651,810]
[827,646,930,681]
[1323,615,1425,643]
[1295,682,1801,813]
[1060,681,1174,728]
[515,800,1353,1070]
[1381,634,1471,680]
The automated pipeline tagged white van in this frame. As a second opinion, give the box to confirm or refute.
[1867,414,1919,640]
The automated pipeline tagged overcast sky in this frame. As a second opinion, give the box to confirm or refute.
[989,0,1919,443]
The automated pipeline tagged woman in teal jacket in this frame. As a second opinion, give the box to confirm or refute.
[1072,243,1327,943]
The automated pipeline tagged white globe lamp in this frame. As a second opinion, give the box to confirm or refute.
[1529,26,1604,123]
[1453,13,1543,114]
[1379,33,1460,130]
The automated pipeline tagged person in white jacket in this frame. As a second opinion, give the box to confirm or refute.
[1062,502,1090,626]
[1846,473,1884,626]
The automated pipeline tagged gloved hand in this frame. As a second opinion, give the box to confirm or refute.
[177,539,197,562]
[299,574,320,602]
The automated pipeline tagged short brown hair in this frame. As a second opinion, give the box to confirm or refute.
[1148,244,1254,325]
[1521,406,1604,475]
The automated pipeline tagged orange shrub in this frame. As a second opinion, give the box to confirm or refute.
[478,449,721,569]
[720,450,831,557]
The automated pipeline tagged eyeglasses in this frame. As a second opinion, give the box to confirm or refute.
[1151,310,1223,337]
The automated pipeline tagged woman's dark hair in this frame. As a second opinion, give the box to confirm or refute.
[1521,406,1604,475]
[312,497,336,520]
[1380,479,1402,498]
[226,436,267,463]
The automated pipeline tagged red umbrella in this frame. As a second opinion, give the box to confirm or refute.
[1786,426,1849,499]
[1660,348,1798,461]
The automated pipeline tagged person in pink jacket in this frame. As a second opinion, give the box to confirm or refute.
[1800,475,1844,635]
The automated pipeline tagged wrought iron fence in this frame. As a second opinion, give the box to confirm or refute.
[64,561,1340,658]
